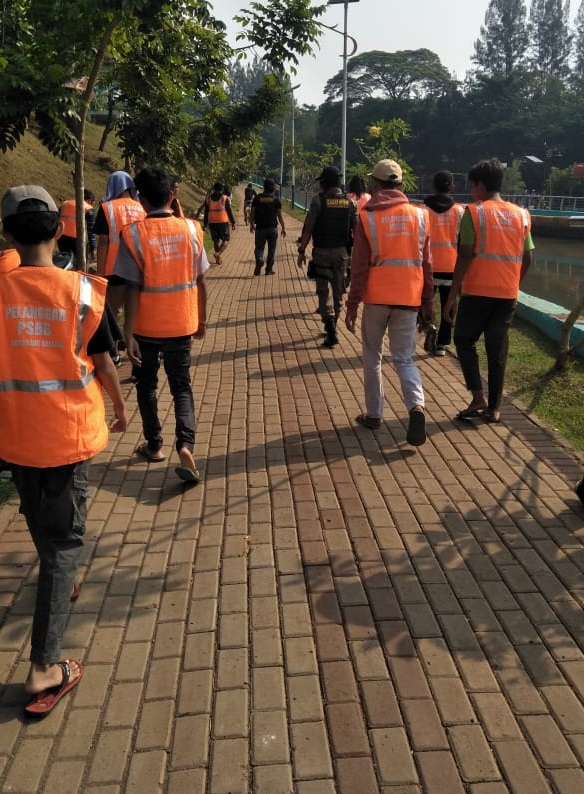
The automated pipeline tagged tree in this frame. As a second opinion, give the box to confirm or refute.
[324,49,455,105]
[472,0,529,78]
[528,0,572,87]
[353,119,417,191]
[572,0,584,89]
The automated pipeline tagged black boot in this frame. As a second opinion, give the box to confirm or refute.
[322,317,338,348]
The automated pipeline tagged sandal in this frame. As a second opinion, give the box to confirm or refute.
[25,660,83,717]
[455,405,487,420]
[136,443,166,462]
[175,465,202,484]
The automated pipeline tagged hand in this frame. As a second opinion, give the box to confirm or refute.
[345,304,358,334]
[297,252,306,269]
[281,229,286,238]
[443,294,457,325]
[232,223,236,230]
[110,404,128,433]
[249,225,255,234]
[193,322,206,340]
[125,333,142,365]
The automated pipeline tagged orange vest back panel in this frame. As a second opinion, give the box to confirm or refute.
[0,268,109,467]
[463,201,529,299]
[361,204,427,307]
[428,203,464,273]
[0,249,20,273]
[121,216,202,338]
[60,200,93,238]
[102,197,146,276]
[207,196,229,224]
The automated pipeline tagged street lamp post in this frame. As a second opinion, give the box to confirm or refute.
[280,83,300,206]
[327,0,360,190]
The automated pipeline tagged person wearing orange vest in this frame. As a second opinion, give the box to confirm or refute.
[423,171,465,356]
[0,247,20,273]
[203,181,236,265]
[57,189,97,263]
[345,159,434,446]
[0,185,127,716]
[444,158,534,423]
[346,174,371,215]
[115,166,209,483]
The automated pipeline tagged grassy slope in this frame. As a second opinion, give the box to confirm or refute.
[0,123,206,223]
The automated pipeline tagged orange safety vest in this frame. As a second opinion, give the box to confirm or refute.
[0,249,20,273]
[463,201,530,299]
[100,197,146,276]
[427,203,465,273]
[0,268,109,467]
[207,195,229,224]
[361,204,428,307]
[121,216,202,338]
[347,192,371,214]
[59,199,93,238]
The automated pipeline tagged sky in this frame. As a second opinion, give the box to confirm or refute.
[217,0,580,107]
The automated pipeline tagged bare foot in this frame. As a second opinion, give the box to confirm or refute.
[25,660,82,695]
[178,447,196,471]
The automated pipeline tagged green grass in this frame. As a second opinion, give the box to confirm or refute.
[491,318,584,453]
[0,477,16,504]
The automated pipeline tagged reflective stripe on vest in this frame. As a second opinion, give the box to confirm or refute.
[463,201,529,299]
[361,205,426,307]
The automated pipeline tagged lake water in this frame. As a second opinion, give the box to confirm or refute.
[523,236,584,317]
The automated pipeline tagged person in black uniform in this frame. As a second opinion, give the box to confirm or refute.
[296,166,357,348]
[250,178,286,276]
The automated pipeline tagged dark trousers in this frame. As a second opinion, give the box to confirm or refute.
[254,226,278,271]
[436,283,453,347]
[11,460,89,664]
[453,295,516,411]
[135,337,195,454]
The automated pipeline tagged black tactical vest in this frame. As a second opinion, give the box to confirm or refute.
[312,195,353,248]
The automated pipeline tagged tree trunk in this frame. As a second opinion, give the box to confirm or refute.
[554,295,584,370]
[73,14,122,271]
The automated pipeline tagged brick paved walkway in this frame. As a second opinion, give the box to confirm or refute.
[1,199,584,794]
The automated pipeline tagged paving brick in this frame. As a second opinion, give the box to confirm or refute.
[252,711,289,764]
[336,757,380,794]
[417,751,466,794]
[209,738,248,794]
[370,727,419,785]
[291,722,334,779]
[253,764,294,794]
[402,699,449,750]
[493,740,553,794]
[214,688,249,738]
[521,715,579,767]
[288,674,324,721]
[326,702,370,756]
[253,666,286,711]
[448,724,501,782]
[321,660,359,704]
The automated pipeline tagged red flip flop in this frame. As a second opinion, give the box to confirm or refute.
[25,660,84,717]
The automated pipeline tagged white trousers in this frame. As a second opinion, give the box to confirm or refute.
[361,304,425,419]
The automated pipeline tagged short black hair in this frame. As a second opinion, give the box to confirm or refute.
[212,181,223,192]
[3,199,59,244]
[468,158,505,193]
[433,170,454,193]
[134,166,171,208]
[348,175,367,195]
[263,178,275,192]
[84,189,95,202]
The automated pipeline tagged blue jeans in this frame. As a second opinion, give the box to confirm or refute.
[254,226,278,271]
[134,337,195,455]
[361,305,424,418]
[11,460,89,664]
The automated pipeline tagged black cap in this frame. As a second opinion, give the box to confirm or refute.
[318,166,342,183]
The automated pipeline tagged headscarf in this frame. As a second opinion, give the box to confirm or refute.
[104,171,136,201]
